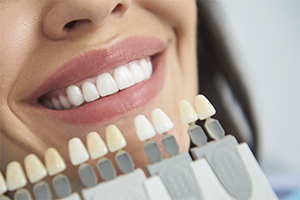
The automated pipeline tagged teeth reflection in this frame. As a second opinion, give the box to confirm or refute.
[96,72,119,97]
[51,98,63,110]
[82,82,100,102]
[113,66,135,90]
[59,95,72,109]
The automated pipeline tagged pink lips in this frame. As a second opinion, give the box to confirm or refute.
[28,36,167,124]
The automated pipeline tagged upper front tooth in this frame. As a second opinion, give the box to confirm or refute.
[96,72,119,97]
[130,63,145,83]
[82,82,100,102]
[113,66,135,90]
[66,85,84,106]
[139,59,152,79]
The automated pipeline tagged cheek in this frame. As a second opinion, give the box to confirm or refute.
[0,2,43,102]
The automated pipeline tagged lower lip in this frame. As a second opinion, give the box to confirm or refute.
[29,53,165,125]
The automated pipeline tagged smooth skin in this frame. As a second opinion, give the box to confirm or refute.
[0,0,198,193]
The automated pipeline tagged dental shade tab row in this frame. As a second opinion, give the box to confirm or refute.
[45,58,153,110]
[1,94,278,200]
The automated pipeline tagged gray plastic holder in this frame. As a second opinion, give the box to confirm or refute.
[14,188,32,200]
[188,124,208,147]
[144,140,162,164]
[33,181,52,200]
[191,135,252,199]
[147,152,203,200]
[78,163,98,188]
[204,118,225,140]
[115,150,135,174]
[161,133,179,156]
[52,173,72,198]
[97,157,116,181]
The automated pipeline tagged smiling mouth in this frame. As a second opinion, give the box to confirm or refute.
[39,58,153,110]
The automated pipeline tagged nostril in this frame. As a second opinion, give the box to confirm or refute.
[112,4,122,13]
[63,19,91,30]
[64,20,77,29]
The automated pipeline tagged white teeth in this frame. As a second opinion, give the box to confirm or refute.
[6,161,27,191]
[86,131,108,160]
[68,137,89,166]
[96,72,119,97]
[139,59,152,79]
[51,98,63,110]
[45,59,153,109]
[0,171,7,195]
[130,63,145,83]
[66,85,84,106]
[105,125,126,152]
[82,82,100,102]
[59,95,72,109]
[44,148,66,176]
[151,109,174,134]
[113,66,135,90]
[24,154,47,184]
[134,115,156,141]
[177,100,198,124]
[194,94,216,120]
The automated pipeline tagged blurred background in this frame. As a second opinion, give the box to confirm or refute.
[212,0,299,199]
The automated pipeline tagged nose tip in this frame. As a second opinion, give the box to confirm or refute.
[43,0,131,40]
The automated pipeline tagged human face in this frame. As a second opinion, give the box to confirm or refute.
[0,0,198,191]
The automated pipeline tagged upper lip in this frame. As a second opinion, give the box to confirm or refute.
[28,36,166,102]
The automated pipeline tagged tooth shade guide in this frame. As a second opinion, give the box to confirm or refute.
[115,150,135,174]
[161,132,179,157]
[44,148,66,176]
[6,162,27,191]
[144,139,162,164]
[33,181,52,200]
[0,171,7,195]
[86,131,108,160]
[68,137,89,166]
[24,154,47,184]
[14,188,32,200]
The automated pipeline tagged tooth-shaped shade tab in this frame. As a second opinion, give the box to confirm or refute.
[68,137,89,166]
[151,109,174,134]
[0,171,7,195]
[194,94,216,120]
[24,154,47,184]
[87,132,108,160]
[82,82,100,102]
[177,100,198,124]
[44,148,66,176]
[134,115,156,141]
[105,125,126,152]
[6,161,27,191]
[66,85,84,106]
[96,72,119,97]
[113,66,135,90]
